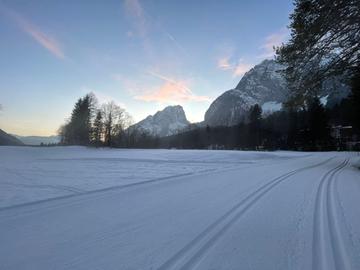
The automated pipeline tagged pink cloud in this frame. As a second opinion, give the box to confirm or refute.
[2,6,64,59]
[217,57,253,77]
[21,23,64,59]
[260,28,289,58]
[233,63,254,77]
[133,71,210,104]
[217,57,232,70]
[135,81,210,103]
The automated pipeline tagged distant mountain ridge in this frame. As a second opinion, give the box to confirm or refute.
[130,105,190,137]
[14,135,60,145]
[0,129,24,146]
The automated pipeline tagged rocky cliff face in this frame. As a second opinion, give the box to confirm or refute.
[130,105,190,137]
[204,59,350,127]
[205,60,288,126]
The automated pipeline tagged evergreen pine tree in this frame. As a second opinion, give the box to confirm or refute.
[276,0,360,106]
[307,97,329,149]
[92,110,104,146]
[350,65,360,130]
[248,104,263,148]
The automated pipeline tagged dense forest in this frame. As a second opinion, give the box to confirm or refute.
[58,0,359,151]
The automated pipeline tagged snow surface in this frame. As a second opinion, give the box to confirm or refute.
[262,101,282,113]
[320,95,329,106]
[0,146,359,270]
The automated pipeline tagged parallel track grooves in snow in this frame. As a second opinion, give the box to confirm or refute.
[157,158,333,270]
[0,172,192,212]
[328,159,352,270]
[1,163,262,215]
[0,156,302,217]
[312,158,349,270]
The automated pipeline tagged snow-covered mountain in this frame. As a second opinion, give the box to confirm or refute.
[204,59,350,127]
[130,105,190,137]
[205,60,288,126]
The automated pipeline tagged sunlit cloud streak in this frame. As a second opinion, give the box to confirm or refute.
[133,71,210,104]
[259,28,289,58]
[217,57,253,77]
[218,57,232,70]
[1,5,64,59]
[162,29,187,56]
[124,0,187,55]
[233,63,254,77]
[135,81,210,103]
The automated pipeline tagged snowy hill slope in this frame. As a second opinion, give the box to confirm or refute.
[0,129,24,146]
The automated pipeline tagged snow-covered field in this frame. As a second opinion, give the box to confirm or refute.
[0,146,359,269]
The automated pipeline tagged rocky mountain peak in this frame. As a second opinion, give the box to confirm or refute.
[204,59,287,127]
[130,105,190,137]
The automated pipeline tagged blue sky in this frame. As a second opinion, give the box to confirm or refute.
[0,0,293,136]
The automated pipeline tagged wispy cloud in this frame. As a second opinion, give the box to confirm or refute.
[146,70,183,85]
[259,28,289,59]
[133,71,210,104]
[217,57,253,77]
[123,0,187,56]
[218,57,232,70]
[1,6,64,59]
[135,81,209,103]
[113,73,144,96]
[124,0,147,38]
[114,70,209,104]
[163,31,187,56]
[217,28,289,76]
[81,86,127,109]
[233,63,254,77]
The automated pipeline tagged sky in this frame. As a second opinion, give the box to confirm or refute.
[0,0,293,136]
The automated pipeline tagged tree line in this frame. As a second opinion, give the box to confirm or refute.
[58,93,161,148]
[58,93,131,147]
[157,96,358,151]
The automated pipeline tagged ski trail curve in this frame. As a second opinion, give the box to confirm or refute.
[312,158,350,270]
[157,158,333,270]
[327,158,352,270]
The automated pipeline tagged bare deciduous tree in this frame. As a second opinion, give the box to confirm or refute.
[102,101,132,147]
